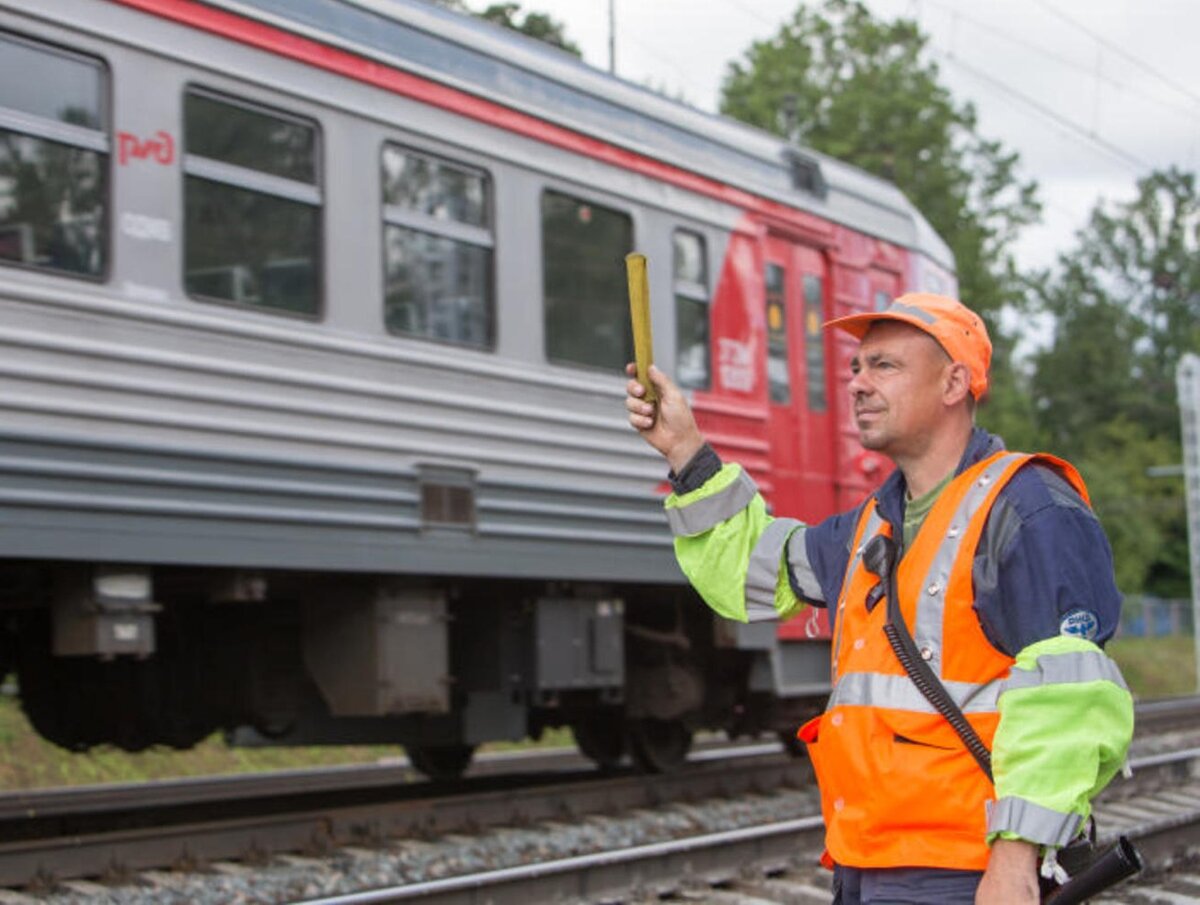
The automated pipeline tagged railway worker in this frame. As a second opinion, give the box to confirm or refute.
[624,292,1134,905]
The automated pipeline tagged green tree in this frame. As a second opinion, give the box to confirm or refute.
[1034,168,1199,443]
[1029,167,1199,594]
[429,1,582,57]
[477,3,582,56]
[719,0,1040,325]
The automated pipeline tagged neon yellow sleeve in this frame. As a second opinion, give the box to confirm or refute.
[987,635,1134,847]
[666,464,804,622]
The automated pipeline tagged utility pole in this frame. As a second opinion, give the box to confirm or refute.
[1178,354,1200,691]
[608,0,616,74]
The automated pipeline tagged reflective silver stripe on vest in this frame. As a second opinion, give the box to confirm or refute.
[785,525,823,601]
[827,670,1002,714]
[999,649,1129,695]
[831,506,885,682]
[839,506,885,604]
[665,468,758,537]
[746,518,802,615]
[986,796,1082,848]
[912,453,1028,674]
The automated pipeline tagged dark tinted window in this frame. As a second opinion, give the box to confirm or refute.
[183,90,320,316]
[804,274,826,412]
[0,33,107,278]
[0,33,104,128]
[383,149,487,227]
[542,191,633,369]
[766,263,789,403]
[382,146,492,349]
[184,178,318,314]
[674,230,709,390]
[185,92,315,183]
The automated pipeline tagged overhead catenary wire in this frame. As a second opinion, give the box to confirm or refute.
[602,0,1162,178]
[933,48,1151,174]
[1034,0,1200,111]
[616,24,704,103]
[920,0,1200,124]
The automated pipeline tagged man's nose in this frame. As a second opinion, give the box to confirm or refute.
[848,369,871,397]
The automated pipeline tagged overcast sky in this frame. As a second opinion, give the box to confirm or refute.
[523,0,1200,274]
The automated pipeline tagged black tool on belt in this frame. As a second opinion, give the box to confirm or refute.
[861,533,1142,903]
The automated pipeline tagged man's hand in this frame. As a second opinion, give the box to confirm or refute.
[976,839,1039,905]
[625,364,704,472]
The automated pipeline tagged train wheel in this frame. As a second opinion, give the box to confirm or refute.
[407,743,476,781]
[572,713,626,769]
[627,718,692,773]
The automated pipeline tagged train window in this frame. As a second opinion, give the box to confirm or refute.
[0,32,107,278]
[804,274,827,412]
[765,263,790,403]
[542,190,633,370]
[875,289,891,312]
[673,230,710,390]
[382,146,493,349]
[183,89,321,317]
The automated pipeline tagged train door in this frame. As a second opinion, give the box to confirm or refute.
[762,236,834,521]
[764,236,833,640]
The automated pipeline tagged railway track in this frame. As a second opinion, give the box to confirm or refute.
[289,743,1200,905]
[8,695,1200,902]
[0,742,808,892]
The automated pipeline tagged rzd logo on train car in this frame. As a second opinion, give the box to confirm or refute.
[117,130,175,166]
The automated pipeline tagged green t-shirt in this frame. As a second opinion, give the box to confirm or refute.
[902,472,954,548]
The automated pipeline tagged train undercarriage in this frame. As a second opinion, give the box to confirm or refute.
[0,564,827,779]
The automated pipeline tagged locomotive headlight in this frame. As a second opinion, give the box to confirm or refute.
[93,567,152,603]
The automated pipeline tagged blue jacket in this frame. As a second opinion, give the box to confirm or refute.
[672,426,1122,654]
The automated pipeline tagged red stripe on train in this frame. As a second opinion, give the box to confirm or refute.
[109,0,830,238]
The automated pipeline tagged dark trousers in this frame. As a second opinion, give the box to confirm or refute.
[832,865,984,904]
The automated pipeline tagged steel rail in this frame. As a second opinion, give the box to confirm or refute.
[296,816,827,905]
[0,746,809,888]
[286,746,1200,905]
[0,695,1196,891]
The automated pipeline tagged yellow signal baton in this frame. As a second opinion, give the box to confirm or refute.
[625,252,657,404]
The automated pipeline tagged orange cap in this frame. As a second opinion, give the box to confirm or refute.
[825,292,992,399]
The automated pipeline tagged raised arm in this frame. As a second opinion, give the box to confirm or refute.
[624,363,822,624]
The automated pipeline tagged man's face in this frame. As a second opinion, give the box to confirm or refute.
[847,321,954,459]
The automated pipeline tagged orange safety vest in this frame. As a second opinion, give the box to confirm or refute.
[798,450,1089,871]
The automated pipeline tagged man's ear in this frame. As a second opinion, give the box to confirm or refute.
[944,362,972,406]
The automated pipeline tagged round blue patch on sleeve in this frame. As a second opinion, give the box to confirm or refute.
[1060,609,1099,641]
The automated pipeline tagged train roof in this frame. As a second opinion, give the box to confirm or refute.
[209,0,954,270]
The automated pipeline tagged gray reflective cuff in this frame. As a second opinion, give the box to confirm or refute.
[1001,649,1129,695]
[784,526,823,601]
[986,797,1082,848]
[665,468,758,536]
[745,518,801,610]
[745,599,780,623]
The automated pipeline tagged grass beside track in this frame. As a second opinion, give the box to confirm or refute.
[0,635,1191,791]
[0,693,573,791]
[1107,634,1196,700]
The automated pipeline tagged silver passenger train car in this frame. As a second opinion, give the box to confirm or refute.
[0,0,955,776]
